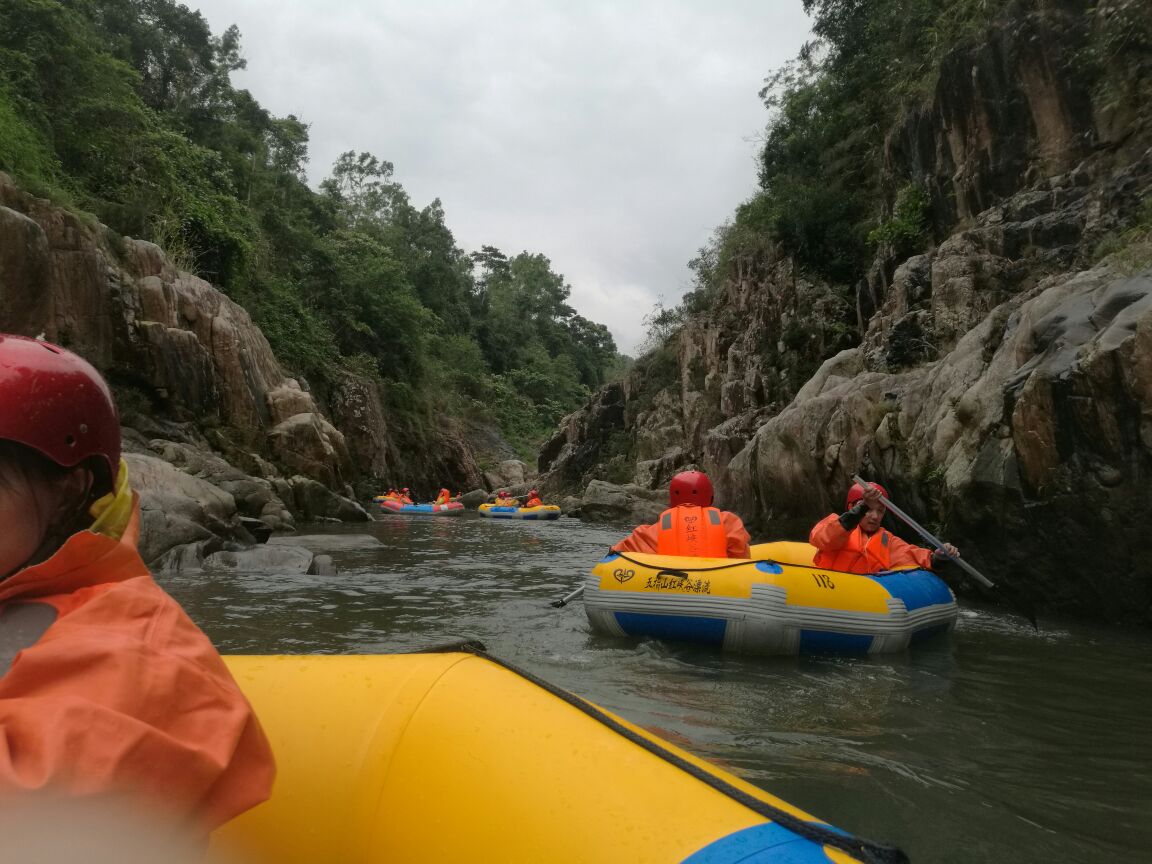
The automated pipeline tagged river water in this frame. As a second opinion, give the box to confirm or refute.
[160,513,1151,864]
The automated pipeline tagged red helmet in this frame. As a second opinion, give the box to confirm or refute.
[847,481,888,507]
[0,335,120,492]
[669,470,713,506]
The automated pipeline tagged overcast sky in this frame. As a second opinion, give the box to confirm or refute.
[191,1,813,354]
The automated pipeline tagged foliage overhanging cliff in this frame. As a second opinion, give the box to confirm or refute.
[0,0,624,481]
[540,0,1152,623]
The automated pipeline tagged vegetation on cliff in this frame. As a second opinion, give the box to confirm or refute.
[650,0,1151,346]
[0,0,622,458]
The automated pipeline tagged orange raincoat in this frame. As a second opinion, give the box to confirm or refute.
[612,507,751,559]
[809,512,934,574]
[0,464,274,830]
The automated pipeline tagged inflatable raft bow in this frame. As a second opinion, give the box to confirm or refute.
[214,649,906,864]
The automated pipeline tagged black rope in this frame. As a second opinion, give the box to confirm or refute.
[611,551,918,578]
[457,645,909,864]
[611,552,769,573]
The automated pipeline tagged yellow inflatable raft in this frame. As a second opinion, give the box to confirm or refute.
[478,502,562,520]
[585,541,957,655]
[213,651,902,864]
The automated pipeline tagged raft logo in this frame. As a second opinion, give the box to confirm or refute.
[613,568,635,583]
[645,574,712,594]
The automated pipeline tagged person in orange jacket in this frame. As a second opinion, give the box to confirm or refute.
[611,470,750,559]
[809,480,959,574]
[524,489,543,508]
[0,335,274,832]
[494,490,518,506]
[400,486,414,504]
[434,487,451,505]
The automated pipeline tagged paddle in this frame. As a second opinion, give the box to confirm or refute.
[550,584,584,608]
[850,475,1038,629]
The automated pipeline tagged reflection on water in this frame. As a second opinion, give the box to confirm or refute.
[160,514,1152,864]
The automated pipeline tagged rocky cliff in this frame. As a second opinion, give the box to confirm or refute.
[539,5,1152,624]
[0,173,497,564]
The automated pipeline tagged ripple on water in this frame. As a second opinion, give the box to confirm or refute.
[160,516,1152,864]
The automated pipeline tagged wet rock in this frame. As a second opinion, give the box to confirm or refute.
[307,554,336,576]
[268,534,384,552]
[579,480,665,524]
[239,517,272,543]
[268,413,353,489]
[287,476,369,522]
[202,545,315,574]
[498,459,529,486]
[127,453,238,565]
[459,488,489,508]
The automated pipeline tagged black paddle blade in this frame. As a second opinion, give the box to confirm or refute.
[993,581,1040,631]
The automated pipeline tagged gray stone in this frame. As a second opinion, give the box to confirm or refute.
[307,554,336,576]
[268,534,384,552]
[459,488,489,508]
[579,480,665,524]
[287,475,369,522]
[203,545,315,574]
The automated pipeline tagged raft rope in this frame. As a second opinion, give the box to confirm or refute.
[459,645,910,864]
[611,551,912,577]
[611,551,759,573]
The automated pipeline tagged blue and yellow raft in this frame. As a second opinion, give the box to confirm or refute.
[378,499,464,515]
[213,652,897,863]
[585,541,957,655]
[478,502,562,520]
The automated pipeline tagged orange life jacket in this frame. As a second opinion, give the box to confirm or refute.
[813,525,893,574]
[655,506,729,558]
[435,488,450,504]
[0,472,274,830]
[525,496,542,507]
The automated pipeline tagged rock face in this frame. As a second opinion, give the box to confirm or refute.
[539,7,1152,623]
[0,177,364,489]
[0,171,499,553]
[729,262,1152,621]
[579,481,666,525]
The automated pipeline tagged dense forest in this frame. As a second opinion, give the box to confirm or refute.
[640,0,1151,358]
[0,0,624,458]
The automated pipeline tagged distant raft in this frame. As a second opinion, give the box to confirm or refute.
[584,540,957,655]
[213,652,898,863]
[378,500,464,515]
[478,503,561,520]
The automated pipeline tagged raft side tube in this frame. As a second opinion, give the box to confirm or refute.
[589,552,957,655]
[213,654,875,863]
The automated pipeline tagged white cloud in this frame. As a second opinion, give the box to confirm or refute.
[191,0,812,354]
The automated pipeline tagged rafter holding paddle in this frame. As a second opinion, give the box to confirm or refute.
[850,474,1038,629]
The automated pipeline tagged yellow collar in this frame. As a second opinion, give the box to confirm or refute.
[87,459,133,541]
